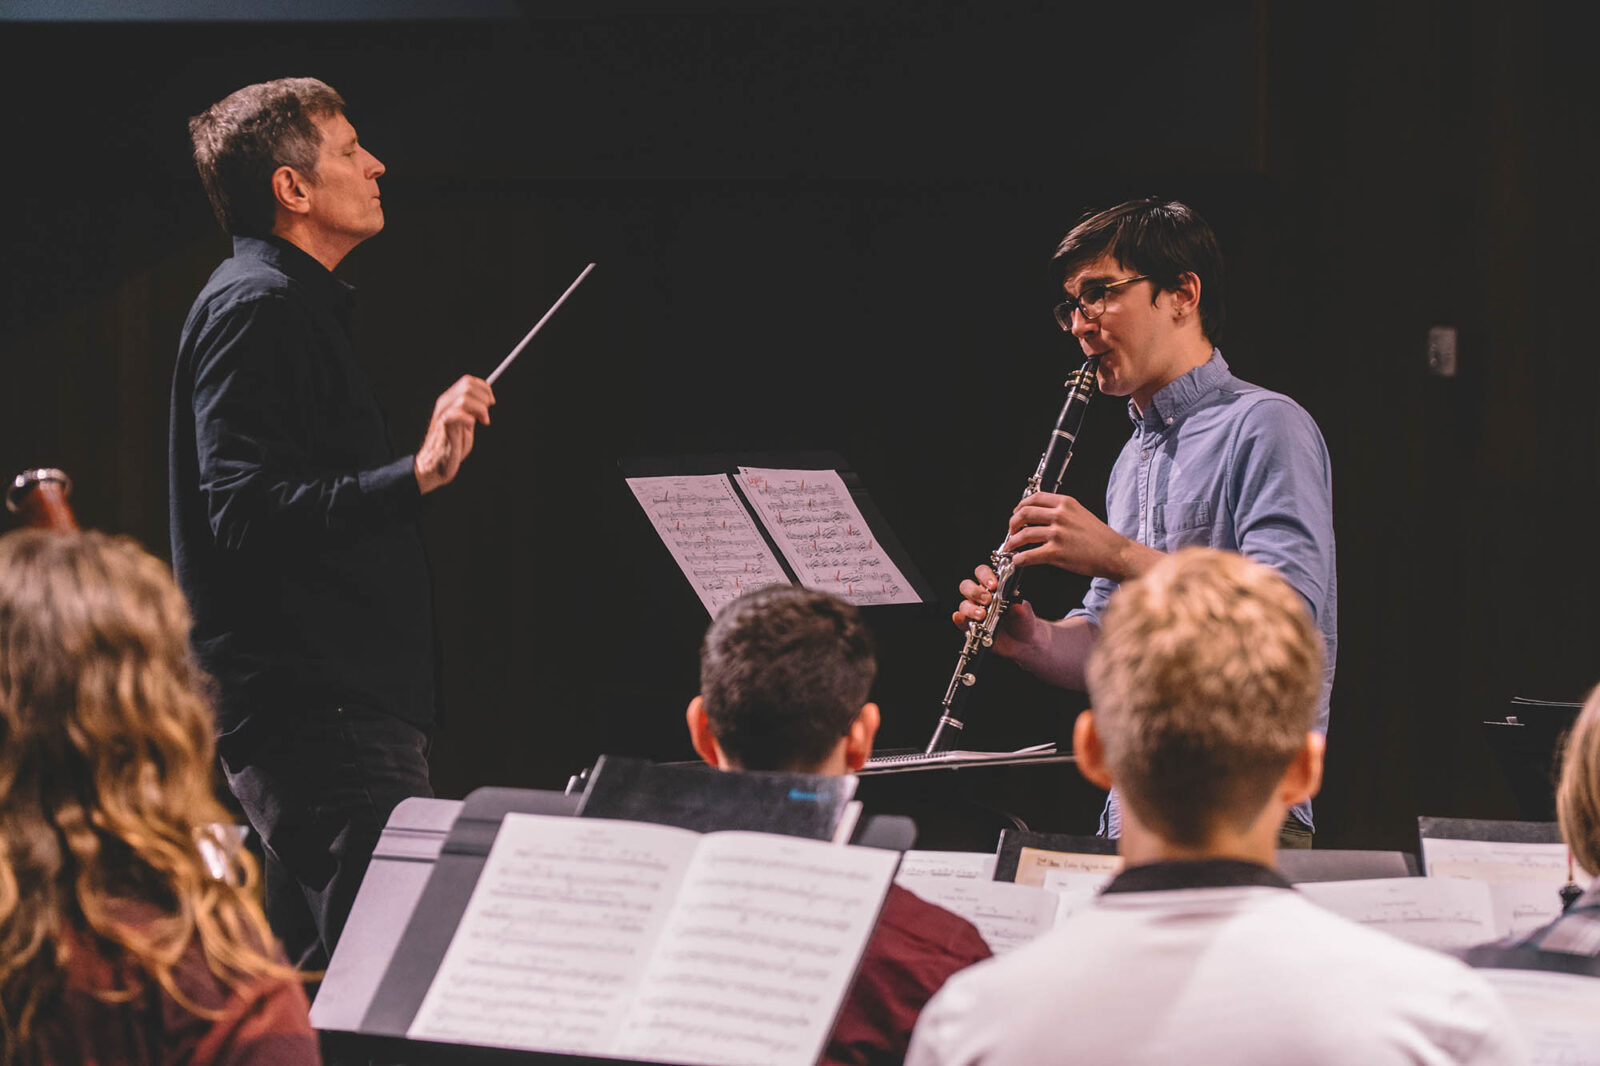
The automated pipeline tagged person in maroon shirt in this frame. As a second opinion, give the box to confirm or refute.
[686,585,993,1066]
[0,529,319,1065]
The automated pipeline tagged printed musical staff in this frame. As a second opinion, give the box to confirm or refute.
[626,474,791,616]
[1296,877,1502,950]
[407,814,899,1066]
[735,467,920,607]
[1479,969,1600,1066]
[896,878,1060,955]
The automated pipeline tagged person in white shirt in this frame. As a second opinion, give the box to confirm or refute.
[908,547,1525,1066]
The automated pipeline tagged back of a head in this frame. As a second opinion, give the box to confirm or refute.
[1558,684,1600,879]
[698,585,876,772]
[0,529,284,1056]
[1086,548,1323,846]
[1053,196,1226,344]
[188,76,345,238]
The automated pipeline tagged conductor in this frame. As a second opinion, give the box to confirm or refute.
[168,77,493,971]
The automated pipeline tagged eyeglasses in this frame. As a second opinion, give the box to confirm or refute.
[1053,274,1151,329]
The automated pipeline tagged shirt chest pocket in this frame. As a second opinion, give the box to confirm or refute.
[1152,499,1214,548]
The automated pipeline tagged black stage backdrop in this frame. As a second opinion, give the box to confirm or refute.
[1,1,1594,851]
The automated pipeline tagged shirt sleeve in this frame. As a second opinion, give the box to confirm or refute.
[1450,973,1533,1066]
[189,293,421,554]
[1225,397,1336,626]
[1065,574,1116,629]
[193,974,322,1065]
[903,978,966,1066]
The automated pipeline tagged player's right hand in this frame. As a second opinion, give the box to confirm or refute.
[952,564,1037,659]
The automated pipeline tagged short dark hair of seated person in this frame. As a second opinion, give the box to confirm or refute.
[687,584,881,774]
[0,530,318,1065]
[684,584,991,1066]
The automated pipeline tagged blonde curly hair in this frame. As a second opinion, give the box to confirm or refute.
[0,530,297,1061]
[1557,684,1600,879]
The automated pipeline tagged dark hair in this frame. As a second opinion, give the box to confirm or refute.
[188,77,346,238]
[1053,197,1226,344]
[698,585,877,772]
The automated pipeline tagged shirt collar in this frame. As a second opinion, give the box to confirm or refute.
[1127,349,1230,431]
[232,235,356,313]
[1101,857,1293,894]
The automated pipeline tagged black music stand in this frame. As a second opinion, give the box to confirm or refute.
[1273,849,1420,882]
[855,745,1104,853]
[1482,697,1582,822]
[316,783,916,1065]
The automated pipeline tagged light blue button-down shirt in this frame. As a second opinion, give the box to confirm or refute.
[1068,352,1337,833]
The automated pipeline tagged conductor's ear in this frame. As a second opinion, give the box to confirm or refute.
[272,165,312,216]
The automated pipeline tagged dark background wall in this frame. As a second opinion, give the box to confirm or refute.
[1,1,1594,851]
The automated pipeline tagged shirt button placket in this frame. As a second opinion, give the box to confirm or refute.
[1137,427,1152,545]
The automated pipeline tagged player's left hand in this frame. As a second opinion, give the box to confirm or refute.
[1002,491,1153,582]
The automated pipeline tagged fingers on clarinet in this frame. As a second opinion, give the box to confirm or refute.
[974,564,998,588]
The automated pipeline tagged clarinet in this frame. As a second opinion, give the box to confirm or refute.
[926,355,1102,754]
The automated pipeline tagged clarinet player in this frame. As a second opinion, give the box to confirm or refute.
[953,197,1336,848]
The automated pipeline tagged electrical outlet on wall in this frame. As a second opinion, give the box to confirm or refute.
[1427,326,1458,377]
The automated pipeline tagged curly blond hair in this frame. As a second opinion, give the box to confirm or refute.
[1557,684,1600,879]
[0,530,297,1061]
[1086,548,1324,846]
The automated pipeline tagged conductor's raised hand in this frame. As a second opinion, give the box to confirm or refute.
[414,375,495,495]
[1002,491,1159,582]
[952,563,1041,660]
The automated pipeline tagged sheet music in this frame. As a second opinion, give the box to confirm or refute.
[1038,869,1114,925]
[627,474,790,616]
[1422,837,1571,884]
[894,850,998,891]
[1487,880,1567,939]
[1012,847,1124,888]
[612,832,899,1066]
[408,814,696,1055]
[1297,877,1499,950]
[1040,868,1116,895]
[734,467,920,606]
[1479,968,1600,1066]
[900,878,1058,954]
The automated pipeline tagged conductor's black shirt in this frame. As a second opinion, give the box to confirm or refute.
[169,235,437,731]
